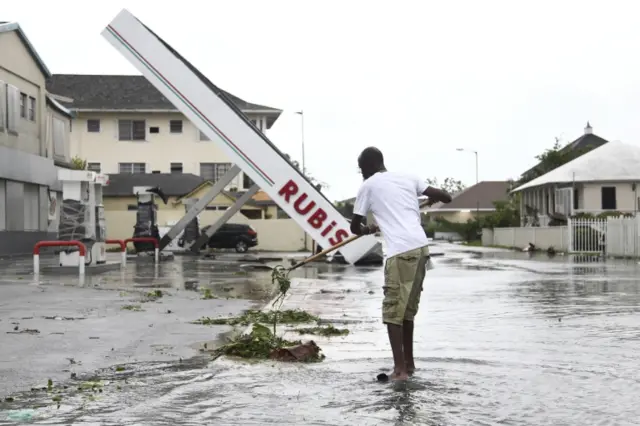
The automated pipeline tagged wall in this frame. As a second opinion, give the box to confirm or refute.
[104,209,312,252]
[0,29,60,255]
[582,182,638,212]
[482,226,568,251]
[70,111,268,190]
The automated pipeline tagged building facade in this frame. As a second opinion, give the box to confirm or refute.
[0,22,72,255]
[46,75,282,192]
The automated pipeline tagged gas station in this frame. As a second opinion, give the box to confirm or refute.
[32,9,382,278]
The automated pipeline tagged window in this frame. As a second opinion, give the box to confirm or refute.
[243,173,254,189]
[573,188,579,210]
[52,117,66,158]
[28,96,35,121]
[20,93,26,118]
[150,127,160,134]
[601,187,617,210]
[23,183,40,231]
[87,163,101,173]
[6,84,20,133]
[118,120,146,141]
[200,162,232,182]
[170,162,183,174]
[127,205,138,211]
[119,163,146,174]
[199,130,211,141]
[170,120,183,133]
[87,119,100,132]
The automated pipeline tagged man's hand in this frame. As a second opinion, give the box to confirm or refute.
[424,198,437,207]
[368,224,380,234]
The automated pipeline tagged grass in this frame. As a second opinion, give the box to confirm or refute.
[121,305,144,312]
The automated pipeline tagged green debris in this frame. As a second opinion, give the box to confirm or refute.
[47,379,53,391]
[192,309,318,327]
[295,324,349,337]
[214,323,323,362]
[201,288,216,300]
[146,290,163,299]
[121,304,144,312]
[115,366,126,372]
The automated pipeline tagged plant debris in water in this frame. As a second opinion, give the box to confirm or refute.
[121,304,144,312]
[192,309,318,326]
[213,323,324,362]
[295,324,349,337]
[201,288,217,300]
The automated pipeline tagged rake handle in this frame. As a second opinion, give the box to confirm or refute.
[289,234,363,271]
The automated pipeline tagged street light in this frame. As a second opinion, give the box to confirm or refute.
[296,110,308,251]
[456,148,478,184]
[295,111,305,175]
[456,148,479,218]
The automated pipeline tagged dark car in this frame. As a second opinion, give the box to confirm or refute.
[200,223,258,253]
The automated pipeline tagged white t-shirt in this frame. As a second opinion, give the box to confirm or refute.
[353,171,428,258]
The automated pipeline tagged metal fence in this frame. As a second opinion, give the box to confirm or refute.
[568,216,640,257]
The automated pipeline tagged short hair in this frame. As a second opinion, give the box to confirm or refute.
[358,147,384,167]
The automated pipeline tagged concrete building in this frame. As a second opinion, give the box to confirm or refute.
[45,74,282,192]
[0,22,72,255]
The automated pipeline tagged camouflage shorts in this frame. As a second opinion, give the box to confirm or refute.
[382,246,430,325]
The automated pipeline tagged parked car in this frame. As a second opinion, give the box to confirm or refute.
[200,223,258,253]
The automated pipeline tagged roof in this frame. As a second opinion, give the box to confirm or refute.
[46,74,282,129]
[521,124,609,178]
[423,181,511,212]
[0,22,51,78]
[513,140,640,192]
[229,190,276,206]
[46,94,73,118]
[103,173,206,197]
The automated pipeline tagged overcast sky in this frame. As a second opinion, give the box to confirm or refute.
[5,0,640,201]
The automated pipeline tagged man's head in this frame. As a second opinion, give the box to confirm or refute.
[358,147,385,180]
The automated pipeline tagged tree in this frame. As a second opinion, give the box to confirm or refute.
[425,177,466,194]
[70,156,87,170]
[518,137,599,186]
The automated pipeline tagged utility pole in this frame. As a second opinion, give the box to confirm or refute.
[456,148,479,216]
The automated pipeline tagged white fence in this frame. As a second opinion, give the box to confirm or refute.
[482,216,640,257]
[482,227,569,251]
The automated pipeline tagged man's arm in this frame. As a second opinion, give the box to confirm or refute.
[350,215,377,236]
[422,186,452,204]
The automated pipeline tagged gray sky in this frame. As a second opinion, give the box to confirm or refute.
[5,0,640,201]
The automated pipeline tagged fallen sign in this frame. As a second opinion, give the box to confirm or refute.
[101,10,380,264]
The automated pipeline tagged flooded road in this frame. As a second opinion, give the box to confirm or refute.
[2,245,640,425]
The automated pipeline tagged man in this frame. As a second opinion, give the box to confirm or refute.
[350,147,452,381]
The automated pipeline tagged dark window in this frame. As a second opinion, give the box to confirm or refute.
[200,163,232,182]
[170,120,183,133]
[19,93,27,118]
[170,162,183,174]
[28,97,35,121]
[150,126,160,134]
[127,205,138,211]
[87,119,100,132]
[601,187,617,210]
[243,173,254,189]
[87,163,101,173]
[118,120,146,141]
[573,188,579,210]
[119,163,146,174]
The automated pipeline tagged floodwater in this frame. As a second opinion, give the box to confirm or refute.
[2,245,640,425]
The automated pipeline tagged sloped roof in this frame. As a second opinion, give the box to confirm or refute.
[0,22,51,78]
[423,181,510,211]
[46,74,282,128]
[513,140,640,192]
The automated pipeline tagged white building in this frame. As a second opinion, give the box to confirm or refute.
[46,74,282,191]
[512,139,640,223]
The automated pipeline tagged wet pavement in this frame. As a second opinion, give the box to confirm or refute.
[2,244,640,425]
